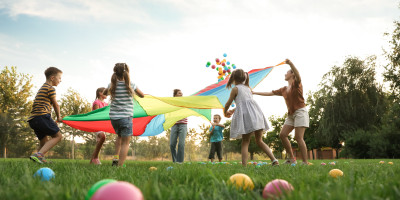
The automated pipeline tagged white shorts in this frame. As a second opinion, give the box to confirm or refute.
[284,107,309,128]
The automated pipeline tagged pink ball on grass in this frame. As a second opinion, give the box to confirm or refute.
[91,181,144,200]
[263,179,294,199]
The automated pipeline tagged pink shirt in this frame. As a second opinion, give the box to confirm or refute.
[92,99,108,110]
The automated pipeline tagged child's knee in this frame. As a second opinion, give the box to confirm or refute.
[98,132,106,140]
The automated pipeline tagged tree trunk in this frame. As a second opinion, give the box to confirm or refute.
[71,133,75,160]
[335,148,339,159]
[250,152,254,160]
[312,149,315,160]
[2,145,6,158]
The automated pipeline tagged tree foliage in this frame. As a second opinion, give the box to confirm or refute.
[0,66,35,158]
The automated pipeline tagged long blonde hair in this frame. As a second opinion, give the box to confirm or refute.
[226,69,248,89]
[109,63,134,100]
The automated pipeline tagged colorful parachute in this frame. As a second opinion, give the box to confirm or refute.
[63,65,280,136]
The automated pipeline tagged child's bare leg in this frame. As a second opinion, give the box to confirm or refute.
[241,134,251,166]
[92,132,105,159]
[280,125,295,159]
[294,127,308,163]
[38,132,62,155]
[118,136,131,166]
[38,136,49,151]
[114,136,122,156]
[254,130,276,161]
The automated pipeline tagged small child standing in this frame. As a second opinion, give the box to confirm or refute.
[224,69,279,167]
[104,63,144,167]
[208,114,225,162]
[29,67,63,164]
[89,87,108,165]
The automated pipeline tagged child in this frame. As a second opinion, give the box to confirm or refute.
[29,67,63,164]
[170,89,188,163]
[89,87,108,164]
[208,114,225,162]
[253,59,309,165]
[224,69,279,166]
[103,63,144,167]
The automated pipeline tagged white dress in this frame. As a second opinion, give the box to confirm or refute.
[230,84,269,139]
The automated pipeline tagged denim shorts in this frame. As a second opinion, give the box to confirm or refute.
[28,114,60,140]
[111,117,132,137]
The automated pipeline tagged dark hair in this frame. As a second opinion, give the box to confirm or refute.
[173,89,181,97]
[96,87,106,99]
[109,63,134,100]
[244,72,250,87]
[45,67,62,80]
[226,69,246,89]
[214,114,221,121]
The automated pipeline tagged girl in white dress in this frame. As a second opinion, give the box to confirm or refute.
[224,69,279,166]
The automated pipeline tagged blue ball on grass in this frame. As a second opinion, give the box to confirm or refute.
[33,167,55,181]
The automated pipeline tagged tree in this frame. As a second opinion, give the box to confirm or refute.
[59,88,91,159]
[383,15,400,99]
[0,66,34,158]
[309,56,387,158]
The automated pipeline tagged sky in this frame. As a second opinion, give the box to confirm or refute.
[0,0,399,137]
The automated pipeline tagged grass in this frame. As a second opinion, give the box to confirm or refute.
[0,159,399,200]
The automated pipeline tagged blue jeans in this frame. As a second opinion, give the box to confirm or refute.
[170,124,187,162]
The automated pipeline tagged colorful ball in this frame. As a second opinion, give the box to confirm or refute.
[388,162,393,165]
[263,179,294,199]
[228,173,254,191]
[33,167,55,181]
[211,65,216,69]
[227,61,230,65]
[321,162,326,166]
[207,61,211,66]
[291,163,296,167]
[379,161,385,164]
[329,169,344,178]
[216,58,220,63]
[85,179,117,200]
[91,181,144,200]
[222,62,226,66]
[233,66,236,69]
[223,53,227,57]
[167,166,173,171]
[149,167,157,171]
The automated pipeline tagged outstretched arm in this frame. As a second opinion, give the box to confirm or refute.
[224,87,238,117]
[286,59,301,83]
[134,88,145,98]
[252,91,274,96]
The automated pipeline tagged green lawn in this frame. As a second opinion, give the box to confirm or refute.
[0,159,399,200]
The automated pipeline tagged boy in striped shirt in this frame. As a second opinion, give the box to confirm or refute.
[29,67,63,164]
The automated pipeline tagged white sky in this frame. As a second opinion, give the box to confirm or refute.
[0,0,399,137]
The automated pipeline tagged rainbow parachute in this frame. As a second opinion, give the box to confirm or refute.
[63,65,280,136]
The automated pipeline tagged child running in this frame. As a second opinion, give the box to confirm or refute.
[89,87,108,164]
[253,59,309,165]
[224,69,279,167]
[103,63,144,167]
[29,67,63,164]
[208,114,225,162]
